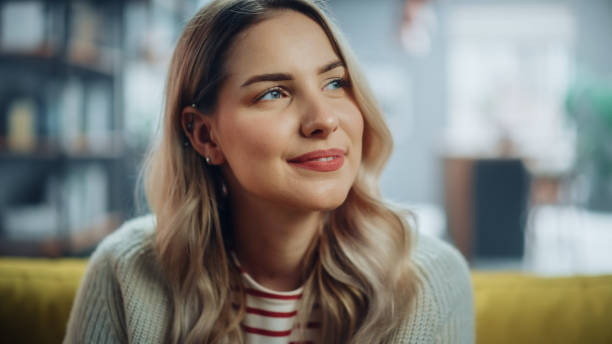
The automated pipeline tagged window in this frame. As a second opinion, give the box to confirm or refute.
[446,3,576,174]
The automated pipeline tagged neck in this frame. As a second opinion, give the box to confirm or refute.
[230,197,322,292]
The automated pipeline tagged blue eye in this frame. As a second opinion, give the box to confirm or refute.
[258,88,285,101]
[325,78,348,90]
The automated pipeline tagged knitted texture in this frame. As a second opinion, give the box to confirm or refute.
[63,215,474,343]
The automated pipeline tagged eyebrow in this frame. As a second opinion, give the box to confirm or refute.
[240,60,345,87]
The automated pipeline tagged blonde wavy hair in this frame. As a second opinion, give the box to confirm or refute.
[142,0,418,342]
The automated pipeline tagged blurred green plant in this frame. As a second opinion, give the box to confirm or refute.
[565,75,612,211]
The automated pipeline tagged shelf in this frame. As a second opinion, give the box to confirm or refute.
[0,150,124,162]
[0,0,131,259]
[0,213,121,258]
[0,51,115,80]
[0,138,124,162]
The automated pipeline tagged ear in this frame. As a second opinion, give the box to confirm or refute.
[181,105,226,165]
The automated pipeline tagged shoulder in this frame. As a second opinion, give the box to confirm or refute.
[93,214,157,264]
[410,232,472,294]
[77,214,158,285]
[88,213,167,297]
[392,232,475,343]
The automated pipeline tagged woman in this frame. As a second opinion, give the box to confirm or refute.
[64,0,474,343]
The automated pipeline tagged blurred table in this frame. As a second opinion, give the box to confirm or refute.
[444,156,531,261]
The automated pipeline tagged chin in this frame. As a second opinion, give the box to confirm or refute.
[302,188,351,211]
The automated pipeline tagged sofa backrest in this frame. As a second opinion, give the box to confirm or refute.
[1,258,612,343]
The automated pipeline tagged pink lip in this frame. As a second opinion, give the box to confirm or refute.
[288,148,345,172]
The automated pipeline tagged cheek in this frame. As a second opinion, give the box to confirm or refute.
[354,112,365,144]
[344,103,365,152]
[216,113,290,166]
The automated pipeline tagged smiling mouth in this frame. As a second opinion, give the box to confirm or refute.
[288,148,345,172]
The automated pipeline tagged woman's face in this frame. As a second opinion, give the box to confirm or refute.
[210,9,364,212]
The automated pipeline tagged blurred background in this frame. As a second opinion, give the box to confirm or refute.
[0,0,611,275]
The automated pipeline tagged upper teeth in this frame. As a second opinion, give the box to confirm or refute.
[315,157,335,162]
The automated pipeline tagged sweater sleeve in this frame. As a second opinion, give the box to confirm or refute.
[391,233,475,343]
[63,240,128,344]
[431,238,475,343]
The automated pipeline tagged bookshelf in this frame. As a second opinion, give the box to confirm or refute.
[0,0,128,256]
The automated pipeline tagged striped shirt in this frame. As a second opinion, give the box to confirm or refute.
[231,253,321,344]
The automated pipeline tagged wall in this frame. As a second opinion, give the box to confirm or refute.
[329,0,449,205]
[329,0,612,206]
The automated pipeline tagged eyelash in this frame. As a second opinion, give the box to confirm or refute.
[254,77,350,103]
[325,77,350,90]
[255,87,287,102]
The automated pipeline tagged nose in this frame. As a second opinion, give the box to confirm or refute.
[299,95,339,138]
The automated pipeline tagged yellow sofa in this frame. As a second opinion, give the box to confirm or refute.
[1,258,612,343]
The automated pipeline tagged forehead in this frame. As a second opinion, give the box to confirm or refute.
[223,10,340,80]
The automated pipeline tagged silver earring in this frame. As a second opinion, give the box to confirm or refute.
[221,182,228,196]
[205,156,211,164]
[186,113,193,132]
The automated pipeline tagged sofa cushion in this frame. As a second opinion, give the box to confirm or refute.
[472,272,612,344]
[0,258,87,344]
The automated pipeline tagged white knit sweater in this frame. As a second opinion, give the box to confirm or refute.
[63,215,474,343]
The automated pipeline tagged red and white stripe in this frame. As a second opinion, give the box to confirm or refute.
[231,253,321,344]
